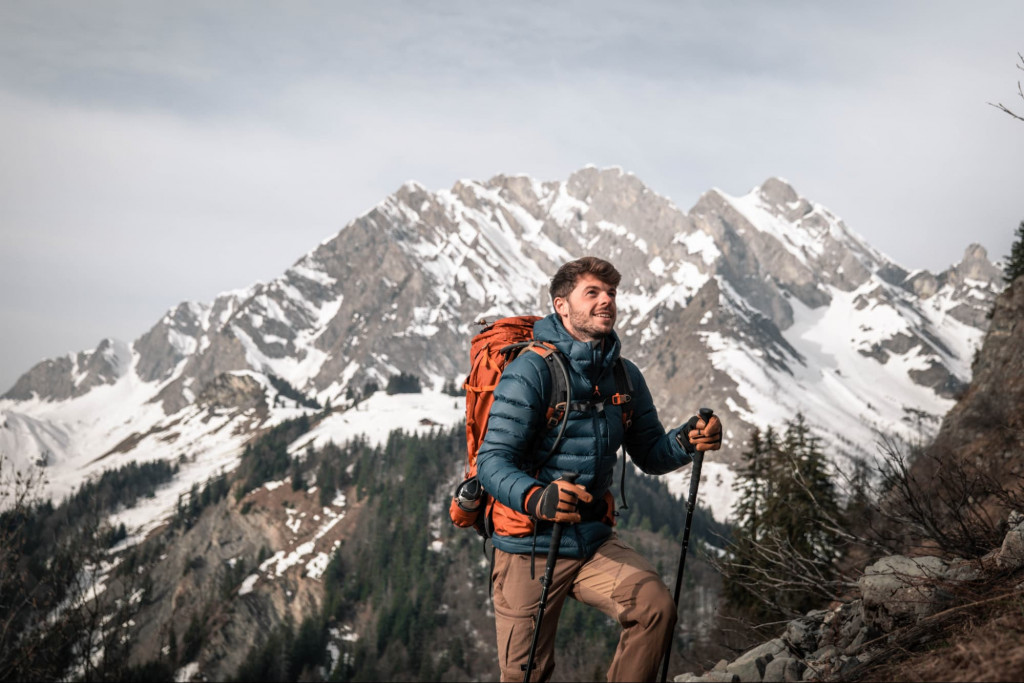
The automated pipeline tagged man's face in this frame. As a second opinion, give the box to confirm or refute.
[554,273,617,342]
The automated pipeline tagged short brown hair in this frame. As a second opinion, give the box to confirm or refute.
[549,256,621,302]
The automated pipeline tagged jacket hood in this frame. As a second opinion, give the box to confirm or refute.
[533,313,621,377]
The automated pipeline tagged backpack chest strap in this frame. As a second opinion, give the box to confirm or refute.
[567,392,631,414]
[565,357,634,418]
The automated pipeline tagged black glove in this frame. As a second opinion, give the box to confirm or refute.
[675,415,701,454]
[525,478,593,524]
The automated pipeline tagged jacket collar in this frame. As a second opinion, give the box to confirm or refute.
[533,313,621,376]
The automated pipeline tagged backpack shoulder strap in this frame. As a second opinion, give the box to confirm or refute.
[613,357,635,511]
[514,342,571,471]
[612,357,634,429]
[528,344,570,430]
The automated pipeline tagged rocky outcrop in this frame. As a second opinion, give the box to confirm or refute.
[134,302,212,384]
[914,276,1024,508]
[998,511,1024,571]
[675,517,1024,682]
[195,372,266,411]
[939,244,1005,328]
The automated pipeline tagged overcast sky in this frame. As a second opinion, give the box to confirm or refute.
[1,1,1022,393]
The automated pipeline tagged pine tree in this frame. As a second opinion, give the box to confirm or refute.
[290,457,305,492]
[385,372,422,395]
[841,455,874,528]
[721,416,842,618]
[730,428,768,537]
[1005,219,1024,284]
[777,416,840,578]
[318,460,336,506]
[722,427,776,611]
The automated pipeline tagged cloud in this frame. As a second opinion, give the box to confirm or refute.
[1,1,1023,392]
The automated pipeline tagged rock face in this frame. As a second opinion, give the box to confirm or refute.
[126,473,356,681]
[907,275,1024,532]
[195,373,267,412]
[930,276,1024,467]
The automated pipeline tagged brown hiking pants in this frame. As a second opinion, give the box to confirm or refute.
[491,534,677,682]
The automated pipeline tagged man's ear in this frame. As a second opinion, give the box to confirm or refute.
[553,296,568,317]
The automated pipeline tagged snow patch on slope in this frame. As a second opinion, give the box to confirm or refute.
[291,391,464,454]
[703,284,956,463]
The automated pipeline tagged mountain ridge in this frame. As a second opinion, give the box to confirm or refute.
[0,166,1004,511]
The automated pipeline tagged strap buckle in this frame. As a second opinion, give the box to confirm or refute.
[546,402,567,429]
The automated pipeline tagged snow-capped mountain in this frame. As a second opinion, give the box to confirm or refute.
[0,167,1003,518]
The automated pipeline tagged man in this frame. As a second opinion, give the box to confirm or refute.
[476,256,723,682]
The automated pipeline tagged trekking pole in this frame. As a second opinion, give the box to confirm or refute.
[660,408,713,683]
[523,471,578,683]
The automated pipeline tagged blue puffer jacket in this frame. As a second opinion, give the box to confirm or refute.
[476,313,693,558]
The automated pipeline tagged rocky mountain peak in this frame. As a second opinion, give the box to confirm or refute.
[565,165,633,200]
[754,177,816,224]
[481,172,546,204]
[952,243,1003,283]
[3,337,132,402]
[757,176,799,205]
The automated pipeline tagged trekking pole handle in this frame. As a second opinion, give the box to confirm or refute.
[687,409,712,511]
[539,472,578,592]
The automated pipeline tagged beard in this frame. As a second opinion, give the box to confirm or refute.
[564,301,616,342]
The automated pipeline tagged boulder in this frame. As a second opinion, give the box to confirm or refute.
[725,656,767,682]
[674,673,738,683]
[702,674,740,683]
[858,555,949,632]
[834,603,864,651]
[763,656,805,682]
[997,519,1024,570]
[783,616,821,656]
[733,638,787,665]
[725,637,787,680]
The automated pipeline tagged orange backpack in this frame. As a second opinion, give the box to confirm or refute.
[448,316,634,537]
[448,316,570,535]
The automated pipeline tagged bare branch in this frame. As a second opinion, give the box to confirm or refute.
[989,102,1024,122]
[990,51,1024,122]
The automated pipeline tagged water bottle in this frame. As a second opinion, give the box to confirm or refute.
[455,477,482,511]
